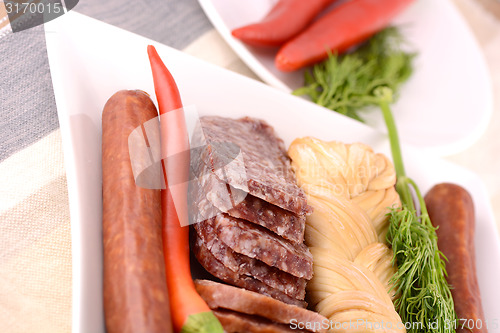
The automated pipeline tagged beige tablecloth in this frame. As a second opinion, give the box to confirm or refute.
[0,0,499,331]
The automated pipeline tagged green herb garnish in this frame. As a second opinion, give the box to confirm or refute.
[294,27,456,332]
[378,87,456,333]
[180,311,224,333]
[293,27,414,121]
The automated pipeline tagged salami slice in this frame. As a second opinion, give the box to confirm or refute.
[225,189,306,245]
[193,219,306,300]
[193,116,312,215]
[193,236,307,308]
[212,214,313,280]
[189,168,305,244]
[195,280,328,333]
[211,310,307,333]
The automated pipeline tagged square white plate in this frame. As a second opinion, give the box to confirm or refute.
[198,0,493,156]
[45,11,500,333]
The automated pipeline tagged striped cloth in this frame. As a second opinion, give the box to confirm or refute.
[0,0,499,332]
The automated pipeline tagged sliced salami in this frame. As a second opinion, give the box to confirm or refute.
[211,309,307,333]
[212,214,313,280]
[225,188,305,245]
[195,280,328,332]
[194,219,306,300]
[226,188,306,245]
[192,235,307,308]
[189,167,305,244]
[193,116,312,215]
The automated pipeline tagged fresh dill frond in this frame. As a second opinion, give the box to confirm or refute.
[293,26,415,122]
[387,206,456,333]
[378,88,456,333]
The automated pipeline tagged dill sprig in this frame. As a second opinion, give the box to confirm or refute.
[378,87,456,333]
[293,27,415,121]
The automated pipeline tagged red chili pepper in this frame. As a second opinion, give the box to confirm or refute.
[147,45,223,333]
[231,0,338,47]
[275,0,415,71]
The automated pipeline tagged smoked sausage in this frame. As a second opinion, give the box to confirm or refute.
[102,90,172,333]
[424,183,487,333]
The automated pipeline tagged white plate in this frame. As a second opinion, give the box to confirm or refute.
[198,0,493,156]
[45,11,500,333]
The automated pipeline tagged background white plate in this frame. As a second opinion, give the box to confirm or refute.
[45,11,500,333]
[198,0,493,156]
